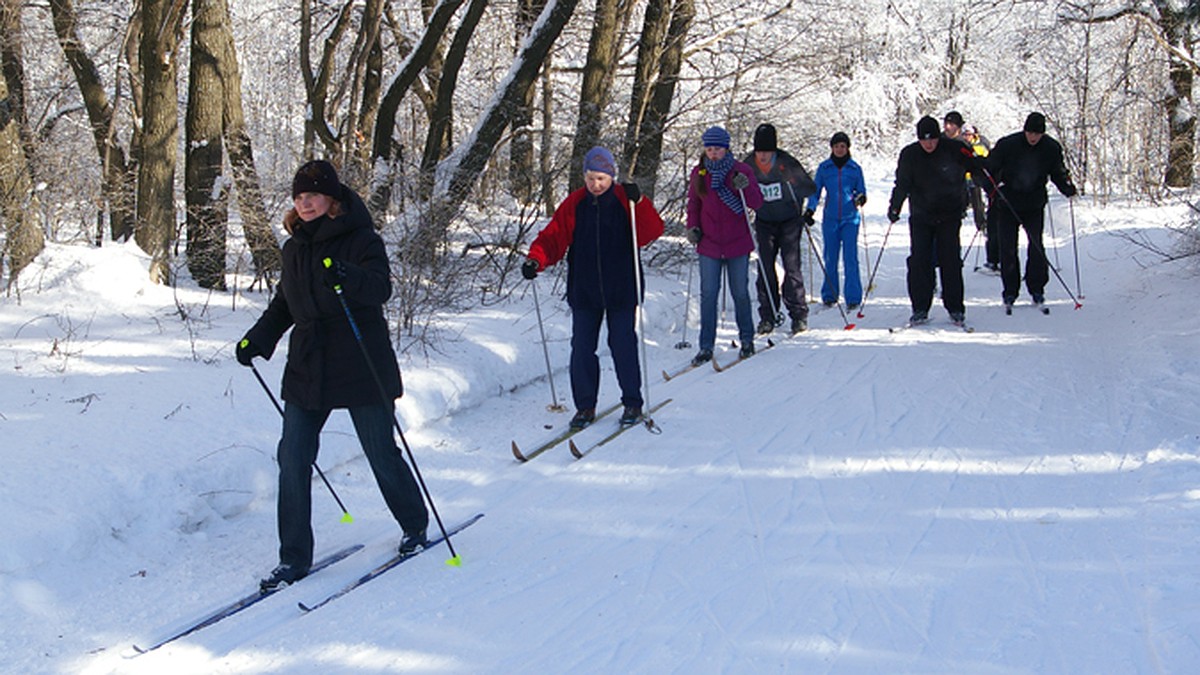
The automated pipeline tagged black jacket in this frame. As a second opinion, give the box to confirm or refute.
[245,187,402,410]
[889,138,977,219]
[986,132,1072,212]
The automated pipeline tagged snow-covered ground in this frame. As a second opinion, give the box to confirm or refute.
[3,174,1199,673]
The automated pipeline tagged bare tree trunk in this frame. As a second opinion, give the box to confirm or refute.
[137,0,184,285]
[568,0,632,193]
[624,0,693,201]
[366,0,468,218]
[196,0,280,281]
[509,0,545,202]
[539,54,555,215]
[0,61,43,287]
[1162,9,1195,187]
[418,0,489,198]
[186,0,228,290]
[47,0,137,243]
[0,0,34,164]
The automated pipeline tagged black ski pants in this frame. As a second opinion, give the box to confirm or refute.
[996,203,1049,301]
[570,304,642,411]
[906,212,965,315]
[754,217,808,323]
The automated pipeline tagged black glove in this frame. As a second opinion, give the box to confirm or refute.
[521,258,539,280]
[887,207,901,223]
[1062,182,1077,198]
[801,208,815,227]
[686,228,703,244]
[322,258,347,289]
[621,182,640,203]
[235,338,262,366]
[731,172,750,190]
[854,193,867,208]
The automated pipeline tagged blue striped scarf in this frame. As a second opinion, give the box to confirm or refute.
[704,155,744,215]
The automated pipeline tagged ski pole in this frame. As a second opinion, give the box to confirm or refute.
[1046,201,1062,271]
[975,168,1082,309]
[738,188,781,326]
[530,280,566,412]
[245,358,353,523]
[627,197,660,433]
[1069,196,1084,299]
[960,225,980,266]
[322,258,461,565]
[856,216,896,318]
[675,251,693,349]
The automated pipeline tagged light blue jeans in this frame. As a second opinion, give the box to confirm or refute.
[698,253,754,351]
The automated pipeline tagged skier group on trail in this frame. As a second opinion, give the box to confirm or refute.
[522,111,1077,432]
[228,110,1077,592]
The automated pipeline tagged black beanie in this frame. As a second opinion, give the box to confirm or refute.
[916,116,940,140]
[830,131,851,148]
[292,160,341,199]
[1024,112,1047,134]
[753,124,778,152]
[943,111,964,127]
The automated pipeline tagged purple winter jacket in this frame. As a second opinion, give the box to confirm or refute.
[686,160,763,259]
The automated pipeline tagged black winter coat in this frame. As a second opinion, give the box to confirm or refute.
[986,132,1072,212]
[244,187,402,410]
[889,138,977,219]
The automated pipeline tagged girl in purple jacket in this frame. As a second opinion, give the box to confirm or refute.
[685,126,764,365]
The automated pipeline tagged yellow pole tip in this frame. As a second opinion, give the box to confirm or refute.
[445,556,462,567]
[322,258,332,268]
[340,513,354,524]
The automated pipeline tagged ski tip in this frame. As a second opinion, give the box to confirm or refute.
[569,438,584,459]
[298,602,313,612]
[340,512,354,524]
[445,555,463,567]
[511,441,528,462]
[661,370,671,381]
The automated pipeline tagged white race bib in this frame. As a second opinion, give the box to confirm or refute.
[760,182,783,202]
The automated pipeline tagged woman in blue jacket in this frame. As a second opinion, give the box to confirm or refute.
[805,132,867,309]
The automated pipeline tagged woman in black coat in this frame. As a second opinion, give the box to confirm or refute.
[236,160,428,592]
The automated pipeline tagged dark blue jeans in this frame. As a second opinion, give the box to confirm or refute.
[570,304,643,410]
[277,402,428,569]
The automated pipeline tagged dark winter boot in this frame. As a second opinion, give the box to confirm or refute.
[949,311,966,325]
[739,342,755,359]
[790,317,808,335]
[619,405,643,426]
[399,529,428,556]
[570,408,596,430]
[908,310,929,325]
[691,349,713,366]
[260,563,309,593]
[756,318,775,335]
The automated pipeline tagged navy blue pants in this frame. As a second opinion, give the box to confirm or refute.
[570,305,642,410]
[277,402,427,569]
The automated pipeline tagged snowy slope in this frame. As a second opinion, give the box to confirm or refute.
[2,182,1199,674]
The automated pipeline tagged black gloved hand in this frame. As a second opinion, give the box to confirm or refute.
[854,193,867,208]
[621,182,641,203]
[322,258,348,289]
[731,172,750,191]
[887,207,901,223]
[801,208,815,227]
[686,228,703,244]
[235,338,262,366]
[1062,182,1078,198]
[521,258,539,280]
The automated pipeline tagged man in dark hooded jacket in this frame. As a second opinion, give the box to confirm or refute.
[985,112,1077,308]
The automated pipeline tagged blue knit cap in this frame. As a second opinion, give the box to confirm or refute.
[583,146,617,177]
[701,126,731,149]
